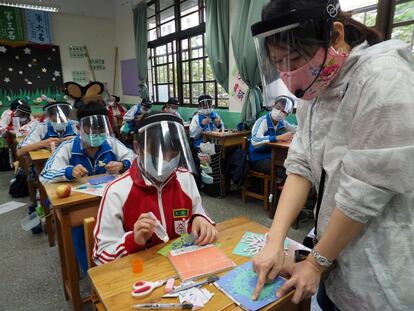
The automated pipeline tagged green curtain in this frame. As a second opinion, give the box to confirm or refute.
[231,0,268,126]
[133,1,149,98]
[205,0,230,92]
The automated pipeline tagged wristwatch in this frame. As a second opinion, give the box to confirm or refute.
[311,248,333,268]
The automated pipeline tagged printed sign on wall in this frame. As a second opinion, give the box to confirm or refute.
[25,10,52,44]
[90,59,105,71]
[0,7,24,41]
[72,70,89,83]
[69,46,86,58]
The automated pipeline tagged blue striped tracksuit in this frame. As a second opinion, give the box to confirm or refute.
[249,112,296,162]
[189,112,224,149]
[40,135,136,272]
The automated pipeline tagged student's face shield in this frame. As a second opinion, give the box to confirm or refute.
[46,103,72,131]
[251,2,339,102]
[14,107,31,125]
[80,115,113,148]
[198,99,213,115]
[134,120,196,185]
[272,96,294,115]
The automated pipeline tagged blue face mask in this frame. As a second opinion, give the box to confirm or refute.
[83,133,107,147]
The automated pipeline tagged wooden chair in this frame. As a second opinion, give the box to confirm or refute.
[83,217,105,311]
[241,137,271,210]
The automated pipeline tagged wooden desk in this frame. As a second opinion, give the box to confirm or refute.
[88,216,310,311]
[43,176,103,311]
[266,142,290,205]
[29,149,55,247]
[202,130,251,150]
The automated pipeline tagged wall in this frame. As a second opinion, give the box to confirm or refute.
[114,0,142,105]
[52,13,116,91]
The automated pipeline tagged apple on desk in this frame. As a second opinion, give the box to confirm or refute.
[56,184,71,198]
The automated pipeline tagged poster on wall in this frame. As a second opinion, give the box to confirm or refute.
[25,10,53,44]
[91,59,105,71]
[120,58,140,96]
[0,7,25,41]
[69,46,86,58]
[0,44,63,105]
[230,65,248,105]
[72,70,89,83]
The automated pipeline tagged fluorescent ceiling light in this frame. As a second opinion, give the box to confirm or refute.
[0,2,60,12]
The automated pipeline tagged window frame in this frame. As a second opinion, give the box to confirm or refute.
[146,0,229,108]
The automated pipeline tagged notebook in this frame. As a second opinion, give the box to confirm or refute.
[215,261,286,311]
[168,244,236,282]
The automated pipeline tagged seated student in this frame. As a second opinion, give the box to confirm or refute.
[162,97,183,119]
[0,102,33,143]
[40,101,135,272]
[249,95,297,175]
[16,101,78,157]
[121,97,152,134]
[106,95,127,132]
[189,95,224,149]
[93,112,217,264]
[0,98,24,126]
[40,101,135,184]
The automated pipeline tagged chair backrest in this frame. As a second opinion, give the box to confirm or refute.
[83,217,96,269]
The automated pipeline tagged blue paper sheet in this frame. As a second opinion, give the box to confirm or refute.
[88,175,116,185]
[215,261,286,311]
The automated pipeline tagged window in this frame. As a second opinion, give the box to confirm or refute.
[391,0,414,55]
[147,0,229,108]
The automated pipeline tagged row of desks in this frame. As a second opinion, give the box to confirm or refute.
[23,130,293,311]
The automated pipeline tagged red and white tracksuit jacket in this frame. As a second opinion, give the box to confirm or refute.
[93,161,213,265]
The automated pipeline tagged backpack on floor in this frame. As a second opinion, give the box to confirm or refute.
[9,168,29,198]
[0,147,13,171]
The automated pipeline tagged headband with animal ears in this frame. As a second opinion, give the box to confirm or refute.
[63,81,105,104]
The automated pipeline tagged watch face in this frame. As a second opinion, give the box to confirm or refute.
[318,257,330,266]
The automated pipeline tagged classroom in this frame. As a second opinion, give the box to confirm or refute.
[0,0,413,310]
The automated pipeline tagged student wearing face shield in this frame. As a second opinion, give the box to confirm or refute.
[249,95,297,175]
[40,101,135,184]
[1,103,33,144]
[189,95,224,149]
[93,112,217,265]
[16,102,78,157]
[0,98,28,131]
[106,95,127,132]
[122,97,153,135]
[250,0,414,310]
[162,97,183,119]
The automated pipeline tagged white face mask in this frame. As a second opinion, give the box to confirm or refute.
[199,108,211,115]
[51,121,67,132]
[271,109,285,121]
[168,108,177,114]
[144,153,180,183]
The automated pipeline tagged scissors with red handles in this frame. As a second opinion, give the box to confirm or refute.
[131,279,165,298]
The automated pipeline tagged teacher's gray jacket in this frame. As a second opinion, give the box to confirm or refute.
[285,40,414,311]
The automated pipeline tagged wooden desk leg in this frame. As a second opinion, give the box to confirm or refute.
[36,162,55,247]
[270,148,276,206]
[54,209,69,300]
[60,211,82,311]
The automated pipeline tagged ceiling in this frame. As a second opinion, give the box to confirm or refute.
[4,0,118,19]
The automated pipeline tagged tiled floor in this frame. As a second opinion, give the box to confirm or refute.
[0,170,317,311]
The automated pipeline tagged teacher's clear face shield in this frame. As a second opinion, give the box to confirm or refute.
[251,1,339,102]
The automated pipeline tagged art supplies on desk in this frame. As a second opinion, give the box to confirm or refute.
[158,233,195,256]
[88,174,116,185]
[168,244,236,282]
[232,232,289,258]
[215,261,286,311]
[72,183,106,196]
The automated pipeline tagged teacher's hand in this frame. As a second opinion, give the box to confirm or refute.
[251,242,285,300]
[276,258,322,304]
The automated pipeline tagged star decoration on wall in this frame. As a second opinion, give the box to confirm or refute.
[8,68,13,71]
[18,71,23,75]
[0,46,7,53]
[4,77,10,83]
[52,77,56,81]
[15,56,19,59]
[41,68,47,73]
[24,48,31,54]
[28,64,32,67]
[53,70,60,77]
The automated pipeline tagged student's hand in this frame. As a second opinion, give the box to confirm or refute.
[133,213,157,245]
[276,258,322,304]
[251,242,286,300]
[214,118,221,127]
[191,216,218,246]
[106,161,123,174]
[277,132,294,142]
[42,137,61,148]
[60,136,74,142]
[72,164,88,179]
[201,118,211,126]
